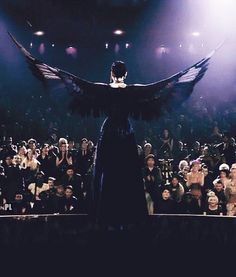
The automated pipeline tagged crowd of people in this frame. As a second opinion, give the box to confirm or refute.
[0,126,236,216]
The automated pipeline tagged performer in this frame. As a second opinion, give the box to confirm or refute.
[9,33,218,225]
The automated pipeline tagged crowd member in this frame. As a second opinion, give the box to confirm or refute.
[21,148,40,184]
[181,183,206,214]
[204,195,223,216]
[225,163,236,216]
[60,165,83,201]
[186,160,204,188]
[153,187,176,214]
[76,138,93,177]
[37,143,57,179]
[142,154,162,205]
[212,180,227,214]
[63,186,79,214]
[168,176,185,203]
[56,138,73,179]
[3,155,25,204]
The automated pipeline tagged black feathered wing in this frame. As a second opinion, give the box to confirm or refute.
[8,32,110,117]
[125,48,218,120]
[9,32,218,120]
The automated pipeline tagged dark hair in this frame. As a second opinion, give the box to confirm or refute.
[219,169,229,178]
[111,61,127,78]
[145,154,155,164]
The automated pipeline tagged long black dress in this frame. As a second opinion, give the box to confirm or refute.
[9,32,216,224]
[93,106,147,224]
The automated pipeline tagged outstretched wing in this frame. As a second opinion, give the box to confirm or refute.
[8,32,110,117]
[126,47,219,120]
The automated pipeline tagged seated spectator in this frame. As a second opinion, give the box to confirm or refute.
[61,165,83,200]
[186,160,204,188]
[63,186,79,214]
[142,154,162,204]
[213,168,230,189]
[143,143,152,158]
[50,184,65,213]
[168,175,185,203]
[27,138,39,158]
[3,155,25,204]
[181,183,206,214]
[11,192,30,215]
[225,163,236,216]
[75,138,93,178]
[17,145,27,160]
[212,180,227,214]
[21,149,40,184]
[154,187,176,214]
[204,195,223,216]
[38,143,57,179]
[56,139,73,179]
[28,171,49,201]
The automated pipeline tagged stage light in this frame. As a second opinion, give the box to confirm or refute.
[125,43,130,49]
[33,31,45,36]
[192,32,200,37]
[179,44,182,48]
[114,43,120,53]
[52,43,55,47]
[66,46,77,57]
[30,42,33,48]
[105,43,109,49]
[39,43,45,54]
[113,29,124,35]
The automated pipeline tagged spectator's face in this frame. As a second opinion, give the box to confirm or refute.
[183,166,190,175]
[48,180,54,188]
[69,141,74,149]
[147,158,155,167]
[18,146,27,155]
[27,149,33,159]
[42,145,49,155]
[81,141,88,150]
[15,194,23,201]
[28,142,36,150]
[163,129,169,138]
[171,178,178,186]
[162,190,170,200]
[191,163,200,173]
[214,183,223,192]
[231,168,236,178]
[219,171,226,178]
[191,189,201,199]
[203,168,208,176]
[13,155,22,165]
[60,143,67,152]
[5,157,12,166]
[208,196,218,206]
[56,186,64,195]
[66,169,74,176]
[65,189,73,198]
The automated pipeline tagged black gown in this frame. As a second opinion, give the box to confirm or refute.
[93,107,147,224]
[9,32,216,223]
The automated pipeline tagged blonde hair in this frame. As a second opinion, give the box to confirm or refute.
[208,195,219,204]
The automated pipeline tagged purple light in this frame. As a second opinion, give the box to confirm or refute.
[66,46,77,57]
[39,43,45,54]
[114,43,120,53]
